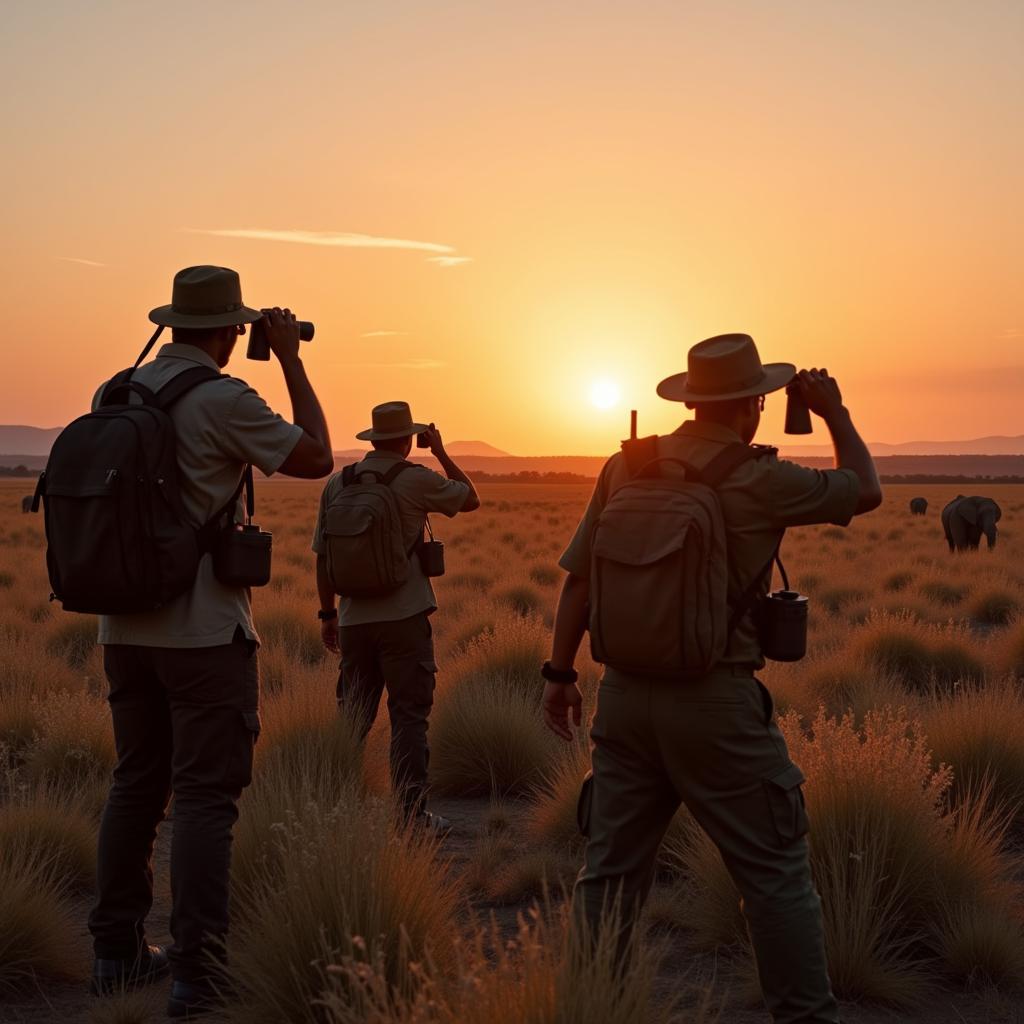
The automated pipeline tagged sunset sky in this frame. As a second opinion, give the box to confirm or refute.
[2,1,1021,455]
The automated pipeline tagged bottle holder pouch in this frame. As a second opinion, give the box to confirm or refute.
[754,554,808,662]
[213,524,273,588]
[208,465,272,588]
[417,517,446,578]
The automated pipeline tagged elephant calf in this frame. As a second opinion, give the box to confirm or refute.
[942,495,1001,551]
[910,497,928,515]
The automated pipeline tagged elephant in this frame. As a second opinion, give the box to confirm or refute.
[941,495,1002,551]
[21,494,33,513]
[909,497,928,516]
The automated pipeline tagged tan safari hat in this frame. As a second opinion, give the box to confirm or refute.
[657,333,795,403]
[149,266,263,329]
[356,402,429,441]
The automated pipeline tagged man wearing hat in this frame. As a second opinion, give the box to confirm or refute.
[88,266,334,1016]
[312,401,480,828]
[543,335,881,1023]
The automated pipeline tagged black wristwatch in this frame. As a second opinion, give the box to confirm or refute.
[541,660,578,684]
[317,608,338,622]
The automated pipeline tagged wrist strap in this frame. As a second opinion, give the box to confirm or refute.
[542,661,578,684]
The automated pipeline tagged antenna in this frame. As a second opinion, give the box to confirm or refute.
[630,409,637,440]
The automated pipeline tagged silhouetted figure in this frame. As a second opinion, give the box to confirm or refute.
[312,402,480,830]
[910,497,928,515]
[86,267,333,1018]
[942,494,1001,551]
[21,494,32,513]
[543,335,882,1024]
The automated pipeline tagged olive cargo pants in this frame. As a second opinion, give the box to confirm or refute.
[90,629,260,983]
[338,611,437,817]
[574,666,839,1024]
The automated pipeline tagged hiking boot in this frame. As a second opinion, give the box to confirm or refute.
[167,979,222,1019]
[90,944,170,995]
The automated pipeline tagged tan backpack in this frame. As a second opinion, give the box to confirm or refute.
[588,442,770,677]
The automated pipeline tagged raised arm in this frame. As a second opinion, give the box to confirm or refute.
[794,368,882,515]
[420,424,481,511]
[259,308,334,479]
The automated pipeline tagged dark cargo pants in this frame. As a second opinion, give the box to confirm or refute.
[574,666,839,1024]
[89,629,260,983]
[338,611,437,817]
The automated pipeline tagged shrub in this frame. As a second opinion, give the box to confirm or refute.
[256,606,323,666]
[525,739,592,855]
[495,583,543,618]
[430,671,558,796]
[23,692,115,790]
[920,580,968,608]
[970,589,1020,626]
[226,787,461,1024]
[318,905,690,1024]
[46,615,99,669]
[0,840,81,994]
[529,563,562,587]
[923,681,1024,817]
[0,788,96,894]
[446,614,549,693]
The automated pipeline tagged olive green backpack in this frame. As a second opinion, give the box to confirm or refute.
[588,441,768,677]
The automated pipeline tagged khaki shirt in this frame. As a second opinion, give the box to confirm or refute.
[559,419,861,668]
[312,449,469,627]
[93,343,303,648]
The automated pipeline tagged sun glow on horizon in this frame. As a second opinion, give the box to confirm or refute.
[589,378,622,411]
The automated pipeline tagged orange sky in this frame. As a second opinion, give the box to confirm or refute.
[2,2,1021,455]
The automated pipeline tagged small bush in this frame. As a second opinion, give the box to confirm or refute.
[920,580,968,608]
[24,693,115,790]
[227,787,461,1024]
[430,672,558,797]
[884,571,914,593]
[256,607,323,666]
[971,590,1020,626]
[46,615,99,669]
[494,583,543,618]
[0,841,81,993]
[529,563,562,587]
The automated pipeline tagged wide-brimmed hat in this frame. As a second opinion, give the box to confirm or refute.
[356,402,428,441]
[149,266,263,329]
[657,333,795,403]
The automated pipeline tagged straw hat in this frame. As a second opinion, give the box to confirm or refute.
[149,266,262,329]
[657,334,795,403]
[356,402,428,441]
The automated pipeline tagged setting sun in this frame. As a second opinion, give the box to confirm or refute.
[589,378,621,411]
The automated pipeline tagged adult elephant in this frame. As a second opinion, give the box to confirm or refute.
[909,497,928,515]
[942,495,1002,551]
[21,494,33,513]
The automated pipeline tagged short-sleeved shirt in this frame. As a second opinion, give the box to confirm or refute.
[93,343,303,648]
[559,419,861,668]
[312,449,469,627]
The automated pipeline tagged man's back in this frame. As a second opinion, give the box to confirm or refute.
[94,342,302,648]
[560,420,860,666]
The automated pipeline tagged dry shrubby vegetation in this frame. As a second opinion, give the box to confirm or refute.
[2,480,1024,1020]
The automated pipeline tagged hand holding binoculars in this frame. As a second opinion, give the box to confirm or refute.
[784,378,813,435]
[246,314,316,361]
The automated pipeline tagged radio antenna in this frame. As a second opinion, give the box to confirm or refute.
[630,409,637,440]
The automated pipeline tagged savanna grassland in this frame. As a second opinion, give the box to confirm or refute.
[2,478,1024,1024]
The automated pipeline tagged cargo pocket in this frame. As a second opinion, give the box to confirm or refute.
[764,762,809,844]
[576,771,595,839]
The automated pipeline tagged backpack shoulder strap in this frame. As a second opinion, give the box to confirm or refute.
[698,442,772,489]
[381,460,415,486]
[156,366,223,410]
[100,368,156,407]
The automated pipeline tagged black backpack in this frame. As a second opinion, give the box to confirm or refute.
[33,328,239,614]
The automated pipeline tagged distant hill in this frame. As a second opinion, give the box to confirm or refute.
[0,426,62,456]
[780,435,1024,458]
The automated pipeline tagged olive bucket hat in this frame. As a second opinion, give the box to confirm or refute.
[657,333,795,403]
[148,266,263,329]
[356,402,429,441]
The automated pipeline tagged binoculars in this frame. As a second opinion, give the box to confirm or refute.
[784,379,813,435]
[246,315,315,361]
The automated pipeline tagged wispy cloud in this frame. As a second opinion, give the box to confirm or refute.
[348,359,446,371]
[57,256,106,267]
[425,255,473,267]
[361,330,409,338]
[187,228,455,255]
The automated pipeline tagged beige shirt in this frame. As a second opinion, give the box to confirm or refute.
[312,449,469,626]
[559,419,861,668]
[93,343,303,648]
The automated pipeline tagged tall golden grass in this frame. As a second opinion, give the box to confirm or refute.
[3,480,1024,1016]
